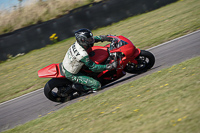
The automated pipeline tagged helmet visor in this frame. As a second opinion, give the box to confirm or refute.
[86,37,95,45]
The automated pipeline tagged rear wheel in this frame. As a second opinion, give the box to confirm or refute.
[44,78,74,103]
[125,50,155,74]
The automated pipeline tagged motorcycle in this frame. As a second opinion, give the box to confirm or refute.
[38,35,155,102]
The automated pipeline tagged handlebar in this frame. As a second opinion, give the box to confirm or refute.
[109,36,127,50]
[110,38,119,50]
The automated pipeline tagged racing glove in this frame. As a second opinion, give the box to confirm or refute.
[99,35,113,42]
[106,60,118,70]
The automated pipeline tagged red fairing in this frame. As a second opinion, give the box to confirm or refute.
[38,63,65,78]
[87,46,109,64]
[109,35,136,57]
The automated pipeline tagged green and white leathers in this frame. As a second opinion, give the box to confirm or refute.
[62,36,110,91]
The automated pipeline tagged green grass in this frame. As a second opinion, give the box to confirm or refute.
[0,0,200,103]
[3,56,200,133]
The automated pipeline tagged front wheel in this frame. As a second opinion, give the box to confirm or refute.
[125,50,155,74]
[44,78,73,103]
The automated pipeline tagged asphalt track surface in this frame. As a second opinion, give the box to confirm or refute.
[0,30,200,132]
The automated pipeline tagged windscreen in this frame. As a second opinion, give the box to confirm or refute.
[110,40,128,50]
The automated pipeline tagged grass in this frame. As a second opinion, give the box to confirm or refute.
[0,0,101,35]
[2,56,200,133]
[0,0,200,103]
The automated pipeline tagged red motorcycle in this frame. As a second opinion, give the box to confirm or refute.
[38,35,155,102]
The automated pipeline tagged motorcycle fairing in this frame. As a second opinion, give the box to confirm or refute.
[108,35,141,64]
[96,35,141,80]
[87,46,109,64]
[38,63,65,78]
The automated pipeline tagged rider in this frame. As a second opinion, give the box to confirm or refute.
[62,28,117,92]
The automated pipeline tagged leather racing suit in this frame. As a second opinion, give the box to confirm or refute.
[62,36,112,91]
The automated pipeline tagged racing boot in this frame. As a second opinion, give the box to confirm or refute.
[72,84,97,94]
[72,84,89,92]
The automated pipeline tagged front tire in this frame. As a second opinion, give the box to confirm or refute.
[44,78,72,102]
[125,50,155,74]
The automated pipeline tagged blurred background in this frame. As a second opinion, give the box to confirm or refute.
[0,0,36,11]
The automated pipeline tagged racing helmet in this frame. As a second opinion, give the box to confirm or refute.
[75,28,95,49]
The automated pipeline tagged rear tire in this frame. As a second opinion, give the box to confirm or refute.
[125,50,155,74]
[44,78,72,103]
